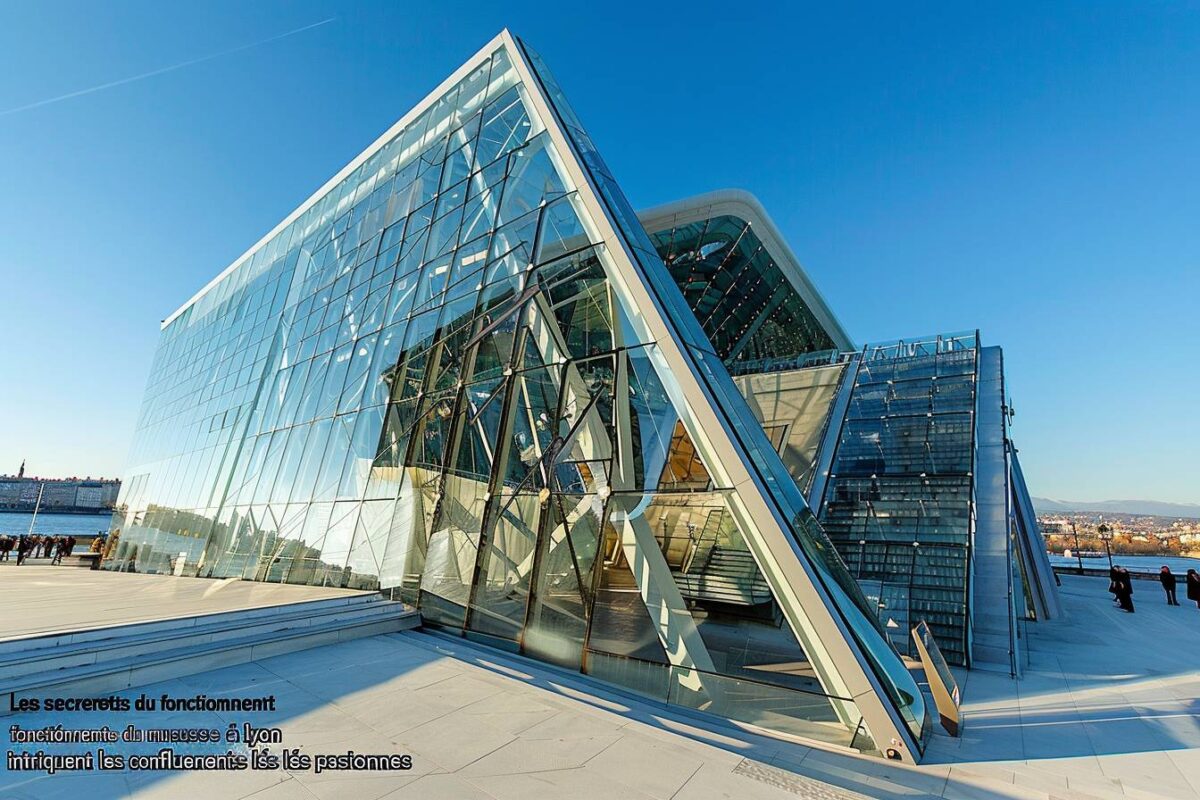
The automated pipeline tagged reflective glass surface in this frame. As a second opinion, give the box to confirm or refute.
[818,339,979,665]
[648,215,837,369]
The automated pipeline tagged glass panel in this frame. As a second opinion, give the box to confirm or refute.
[419,471,486,627]
[522,491,603,668]
[468,493,540,641]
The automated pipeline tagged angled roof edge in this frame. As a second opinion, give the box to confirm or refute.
[160,30,512,330]
[637,189,855,352]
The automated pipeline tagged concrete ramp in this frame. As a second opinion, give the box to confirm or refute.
[971,346,1017,673]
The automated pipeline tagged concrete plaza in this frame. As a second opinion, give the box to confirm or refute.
[0,571,1196,799]
[917,573,1200,798]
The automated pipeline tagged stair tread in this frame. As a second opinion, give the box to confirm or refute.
[0,601,409,671]
[3,606,418,694]
[0,594,385,658]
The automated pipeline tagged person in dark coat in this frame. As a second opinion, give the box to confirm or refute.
[15,535,30,566]
[1160,566,1180,605]
[1113,566,1135,612]
[1187,569,1200,609]
[0,535,11,561]
[1108,565,1122,606]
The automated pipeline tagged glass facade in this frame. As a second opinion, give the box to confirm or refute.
[816,334,979,665]
[632,212,987,666]
[647,214,838,371]
[107,33,927,758]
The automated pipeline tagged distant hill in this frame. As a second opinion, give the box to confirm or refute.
[1033,497,1200,519]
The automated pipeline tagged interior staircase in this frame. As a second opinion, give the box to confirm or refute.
[675,547,774,606]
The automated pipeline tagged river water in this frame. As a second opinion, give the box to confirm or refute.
[0,511,113,539]
[1049,553,1200,574]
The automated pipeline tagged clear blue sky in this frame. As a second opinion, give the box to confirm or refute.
[0,1,1196,503]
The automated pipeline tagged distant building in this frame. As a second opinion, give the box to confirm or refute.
[0,466,121,513]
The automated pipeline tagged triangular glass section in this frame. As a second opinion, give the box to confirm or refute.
[512,34,928,757]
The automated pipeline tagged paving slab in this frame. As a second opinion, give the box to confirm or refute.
[1,571,1196,799]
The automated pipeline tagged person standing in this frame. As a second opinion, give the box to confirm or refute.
[16,535,30,566]
[1160,566,1180,605]
[1187,569,1200,609]
[1114,566,1135,613]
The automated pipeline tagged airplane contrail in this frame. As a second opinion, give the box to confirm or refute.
[0,16,336,117]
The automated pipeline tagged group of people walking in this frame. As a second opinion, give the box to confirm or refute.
[1110,564,1200,612]
[1109,566,1136,611]
[0,534,77,565]
[1159,565,1200,608]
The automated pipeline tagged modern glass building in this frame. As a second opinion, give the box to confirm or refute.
[107,30,1057,762]
[640,195,1062,670]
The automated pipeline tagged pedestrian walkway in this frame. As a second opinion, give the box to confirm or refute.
[0,629,876,800]
[2,571,1196,798]
[919,573,1200,797]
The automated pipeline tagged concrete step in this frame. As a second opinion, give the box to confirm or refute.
[59,553,101,569]
[973,631,1010,650]
[973,611,1011,635]
[0,595,399,679]
[0,592,378,656]
[1,593,419,708]
[972,643,1012,669]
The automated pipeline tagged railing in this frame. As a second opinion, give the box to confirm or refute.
[861,330,980,362]
[1051,562,1194,580]
[724,331,980,378]
[582,647,876,753]
[725,348,848,376]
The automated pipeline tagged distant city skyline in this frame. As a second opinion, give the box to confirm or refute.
[0,2,1197,503]
[0,465,121,481]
